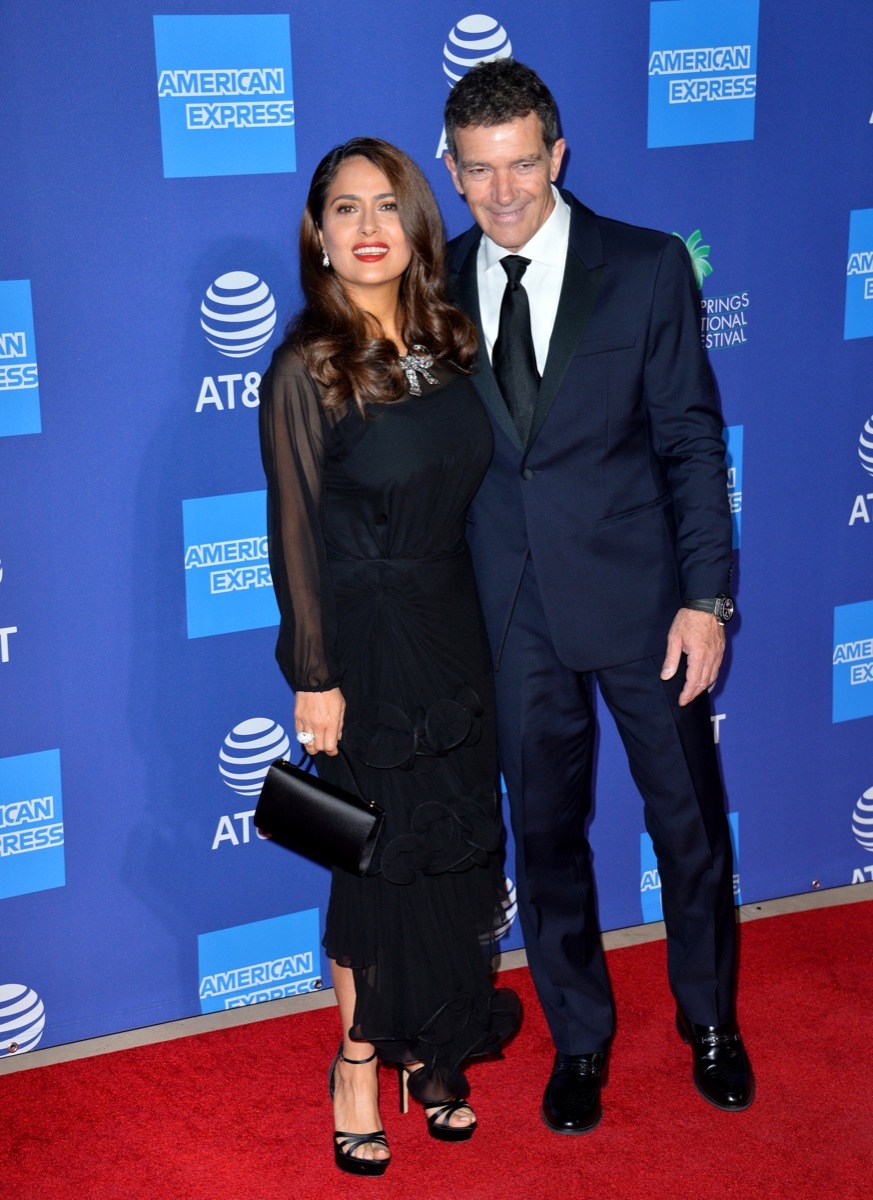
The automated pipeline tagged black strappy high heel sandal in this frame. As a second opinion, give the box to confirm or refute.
[398,1063,478,1143]
[328,1045,390,1176]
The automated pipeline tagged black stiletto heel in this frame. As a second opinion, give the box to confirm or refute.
[329,1045,390,1176]
[398,1062,410,1114]
[397,1063,477,1142]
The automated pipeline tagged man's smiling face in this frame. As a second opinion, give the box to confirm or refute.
[445,112,565,253]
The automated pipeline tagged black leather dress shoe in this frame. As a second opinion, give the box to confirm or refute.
[676,1011,754,1111]
[541,1052,605,1134]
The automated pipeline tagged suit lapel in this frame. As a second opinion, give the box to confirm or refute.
[526,245,603,451]
[452,234,525,452]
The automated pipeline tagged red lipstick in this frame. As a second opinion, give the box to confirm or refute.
[352,242,389,262]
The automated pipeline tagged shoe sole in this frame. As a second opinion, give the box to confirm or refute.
[692,1077,756,1112]
[333,1138,390,1176]
[540,1106,602,1135]
[335,1156,390,1177]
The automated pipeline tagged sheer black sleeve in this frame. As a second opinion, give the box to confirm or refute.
[258,347,343,692]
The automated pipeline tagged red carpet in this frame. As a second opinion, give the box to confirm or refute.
[3,901,872,1200]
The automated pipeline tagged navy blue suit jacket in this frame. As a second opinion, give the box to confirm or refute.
[447,191,732,674]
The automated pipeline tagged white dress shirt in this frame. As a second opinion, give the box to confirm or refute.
[476,186,571,376]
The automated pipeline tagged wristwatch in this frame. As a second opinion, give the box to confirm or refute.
[681,595,735,624]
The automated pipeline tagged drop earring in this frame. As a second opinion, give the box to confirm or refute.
[321,248,330,269]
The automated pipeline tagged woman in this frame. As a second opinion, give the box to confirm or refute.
[259,138,519,1177]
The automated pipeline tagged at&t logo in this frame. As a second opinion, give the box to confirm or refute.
[200,272,276,358]
[848,413,873,526]
[442,13,511,85]
[196,271,277,414]
[213,718,289,849]
[850,786,873,884]
[219,717,289,795]
[0,984,45,1055]
[436,15,512,157]
[494,877,518,938]
[481,876,518,943]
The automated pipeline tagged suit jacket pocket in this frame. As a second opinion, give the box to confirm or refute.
[596,492,670,528]
[573,333,637,358]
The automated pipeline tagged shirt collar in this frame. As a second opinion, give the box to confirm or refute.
[481,186,570,272]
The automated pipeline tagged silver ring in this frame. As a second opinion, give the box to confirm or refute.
[296,731,315,745]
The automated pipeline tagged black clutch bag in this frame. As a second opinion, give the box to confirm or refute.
[254,751,385,876]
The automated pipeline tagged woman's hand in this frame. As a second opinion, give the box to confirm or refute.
[294,687,345,756]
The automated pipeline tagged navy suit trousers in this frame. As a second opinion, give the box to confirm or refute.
[494,557,737,1054]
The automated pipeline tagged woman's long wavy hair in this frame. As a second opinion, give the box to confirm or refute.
[287,137,478,414]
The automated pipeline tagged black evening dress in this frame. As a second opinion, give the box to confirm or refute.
[259,347,519,1101]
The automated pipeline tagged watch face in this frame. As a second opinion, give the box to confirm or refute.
[717,596,735,622]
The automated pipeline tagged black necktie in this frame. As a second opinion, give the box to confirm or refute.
[492,255,540,443]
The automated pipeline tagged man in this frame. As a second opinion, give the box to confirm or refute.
[443,59,752,1133]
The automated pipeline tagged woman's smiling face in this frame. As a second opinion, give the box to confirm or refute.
[319,156,413,304]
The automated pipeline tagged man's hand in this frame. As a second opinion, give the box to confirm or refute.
[660,608,725,707]
[294,687,346,756]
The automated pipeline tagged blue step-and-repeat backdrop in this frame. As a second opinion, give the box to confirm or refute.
[2,1,872,1057]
